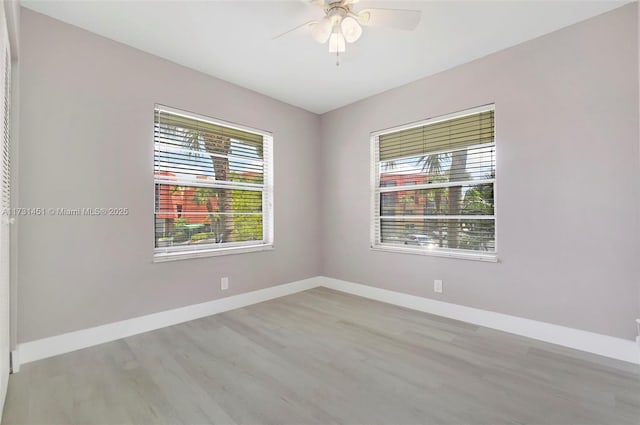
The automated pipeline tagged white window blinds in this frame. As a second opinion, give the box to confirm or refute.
[1,48,8,213]
[153,105,273,260]
[371,105,496,259]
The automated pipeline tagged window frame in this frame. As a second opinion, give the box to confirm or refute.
[153,104,274,263]
[370,104,498,262]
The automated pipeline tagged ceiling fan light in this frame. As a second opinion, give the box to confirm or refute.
[341,16,362,43]
[328,32,346,53]
[311,17,332,43]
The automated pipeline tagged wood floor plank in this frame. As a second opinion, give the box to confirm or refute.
[4,287,639,424]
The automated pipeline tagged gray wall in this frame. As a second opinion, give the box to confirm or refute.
[320,4,640,340]
[17,9,321,343]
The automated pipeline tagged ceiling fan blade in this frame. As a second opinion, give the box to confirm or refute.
[299,0,325,6]
[311,17,333,43]
[272,21,317,40]
[357,8,421,30]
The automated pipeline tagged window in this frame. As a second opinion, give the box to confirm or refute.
[371,105,496,261]
[154,105,273,261]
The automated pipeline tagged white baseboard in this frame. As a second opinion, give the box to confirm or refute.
[14,277,321,368]
[13,275,639,369]
[320,277,640,365]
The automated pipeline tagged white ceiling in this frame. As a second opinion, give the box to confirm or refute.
[22,0,631,114]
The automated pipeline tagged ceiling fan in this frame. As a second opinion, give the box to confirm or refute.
[276,0,422,65]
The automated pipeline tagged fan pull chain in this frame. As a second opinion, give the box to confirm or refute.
[336,50,340,67]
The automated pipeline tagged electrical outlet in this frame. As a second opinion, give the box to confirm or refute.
[434,279,443,293]
[221,277,229,291]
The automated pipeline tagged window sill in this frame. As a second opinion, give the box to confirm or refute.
[154,244,274,263]
[370,244,498,263]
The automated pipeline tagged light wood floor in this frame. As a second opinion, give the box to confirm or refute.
[3,287,640,425]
